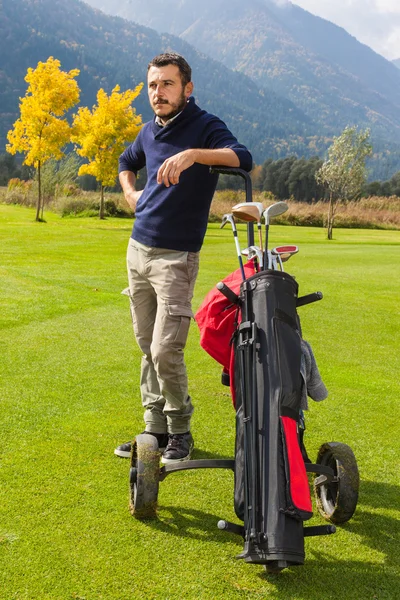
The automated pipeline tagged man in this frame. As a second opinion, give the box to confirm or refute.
[115,52,252,464]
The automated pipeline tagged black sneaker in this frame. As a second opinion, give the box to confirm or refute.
[161,432,194,464]
[114,431,169,458]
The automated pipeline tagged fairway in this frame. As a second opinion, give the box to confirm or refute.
[0,205,399,600]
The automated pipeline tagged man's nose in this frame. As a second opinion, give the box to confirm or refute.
[155,84,164,96]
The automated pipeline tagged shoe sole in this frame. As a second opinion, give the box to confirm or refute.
[114,449,131,458]
[160,448,193,465]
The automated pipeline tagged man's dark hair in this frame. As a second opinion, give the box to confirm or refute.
[148,53,192,86]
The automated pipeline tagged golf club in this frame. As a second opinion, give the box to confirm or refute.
[262,201,288,269]
[232,202,264,262]
[242,245,263,271]
[271,245,299,263]
[221,213,246,281]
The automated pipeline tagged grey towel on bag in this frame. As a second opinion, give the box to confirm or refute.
[300,339,328,410]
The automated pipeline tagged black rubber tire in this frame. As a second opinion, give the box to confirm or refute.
[314,442,359,524]
[129,434,160,519]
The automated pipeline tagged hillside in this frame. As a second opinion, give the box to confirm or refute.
[0,0,326,165]
[85,0,400,169]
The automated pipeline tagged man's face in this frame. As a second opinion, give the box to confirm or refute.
[147,64,193,123]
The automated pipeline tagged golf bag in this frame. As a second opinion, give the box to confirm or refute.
[233,269,312,567]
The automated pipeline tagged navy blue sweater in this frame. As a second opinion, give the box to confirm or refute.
[118,97,252,252]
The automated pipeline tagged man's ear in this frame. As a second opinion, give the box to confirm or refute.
[185,81,194,98]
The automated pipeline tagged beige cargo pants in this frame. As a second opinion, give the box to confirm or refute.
[127,238,199,434]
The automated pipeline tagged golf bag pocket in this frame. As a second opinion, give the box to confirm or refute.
[274,313,302,413]
[280,416,313,520]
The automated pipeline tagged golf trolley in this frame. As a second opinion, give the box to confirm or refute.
[128,167,359,573]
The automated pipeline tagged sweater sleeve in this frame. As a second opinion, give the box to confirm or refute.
[118,129,146,174]
[202,116,253,172]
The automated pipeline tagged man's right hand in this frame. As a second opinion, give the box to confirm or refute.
[124,189,143,212]
[119,170,142,212]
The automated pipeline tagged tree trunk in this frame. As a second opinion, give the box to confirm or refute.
[99,185,105,220]
[35,160,42,222]
[327,193,334,240]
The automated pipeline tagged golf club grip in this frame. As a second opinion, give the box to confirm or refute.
[296,291,323,307]
[216,282,240,305]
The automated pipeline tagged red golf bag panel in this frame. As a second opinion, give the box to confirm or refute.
[280,416,313,519]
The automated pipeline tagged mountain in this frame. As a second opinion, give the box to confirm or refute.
[85,0,400,155]
[393,59,400,69]
[0,0,327,166]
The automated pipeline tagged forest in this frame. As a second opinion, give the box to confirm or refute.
[2,152,400,202]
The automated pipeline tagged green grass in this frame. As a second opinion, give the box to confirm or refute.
[0,205,399,599]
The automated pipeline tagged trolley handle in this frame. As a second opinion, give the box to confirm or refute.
[209,167,252,203]
[210,166,254,246]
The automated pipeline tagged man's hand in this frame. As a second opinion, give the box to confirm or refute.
[119,170,142,211]
[124,189,143,212]
[157,149,196,188]
[157,147,240,188]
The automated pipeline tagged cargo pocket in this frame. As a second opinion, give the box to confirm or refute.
[166,303,194,348]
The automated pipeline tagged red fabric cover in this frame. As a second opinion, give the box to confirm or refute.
[195,261,256,369]
[281,416,312,514]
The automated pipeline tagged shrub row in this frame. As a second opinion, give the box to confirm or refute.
[1,185,399,229]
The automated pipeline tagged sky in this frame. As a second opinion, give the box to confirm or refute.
[291,0,400,60]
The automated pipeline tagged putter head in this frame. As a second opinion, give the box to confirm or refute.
[271,245,299,263]
[231,202,264,222]
[220,213,234,229]
[263,201,288,224]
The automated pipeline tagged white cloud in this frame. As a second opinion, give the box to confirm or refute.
[375,0,400,13]
[292,0,400,59]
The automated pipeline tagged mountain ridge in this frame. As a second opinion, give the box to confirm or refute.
[1,0,400,179]
[85,0,400,146]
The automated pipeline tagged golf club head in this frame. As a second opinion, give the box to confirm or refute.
[263,201,288,224]
[241,246,262,272]
[251,245,263,260]
[220,213,235,229]
[271,245,299,262]
[231,202,264,222]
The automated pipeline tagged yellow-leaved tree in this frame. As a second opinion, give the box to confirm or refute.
[71,84,143,219]
[6,57,80,221]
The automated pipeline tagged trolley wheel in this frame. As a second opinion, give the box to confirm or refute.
[314,442,359,524]
[129,433,161,519]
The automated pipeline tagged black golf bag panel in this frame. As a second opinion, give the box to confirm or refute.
[233,269,312,565]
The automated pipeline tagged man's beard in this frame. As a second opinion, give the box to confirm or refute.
[154,91,187,122]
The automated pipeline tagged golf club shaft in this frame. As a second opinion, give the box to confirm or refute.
[264,224,269,270]
[232,226,246,281]
[257,224,263,267]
